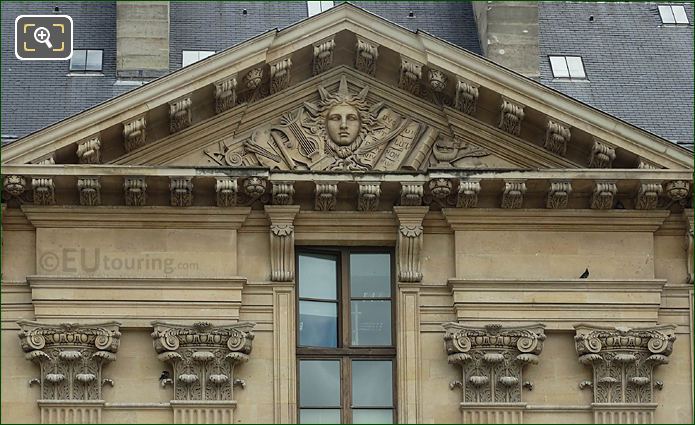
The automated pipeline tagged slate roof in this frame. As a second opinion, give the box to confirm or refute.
[1,1,692,152]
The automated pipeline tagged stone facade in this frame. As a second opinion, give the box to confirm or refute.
[1,4,693,424]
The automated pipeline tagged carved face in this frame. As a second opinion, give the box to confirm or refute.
[326,104,361,146]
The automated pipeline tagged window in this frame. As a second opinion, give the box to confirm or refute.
[297,248,395,424]
[69,49,103,72]
[549,55,587,80]
[307,1,334,17]
[658,5,689,24]
[181,50,215,67]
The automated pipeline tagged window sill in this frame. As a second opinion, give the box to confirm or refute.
[66,72,105,77]
[551,78,590,82]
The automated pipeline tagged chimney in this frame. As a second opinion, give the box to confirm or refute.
[116,1,170,79]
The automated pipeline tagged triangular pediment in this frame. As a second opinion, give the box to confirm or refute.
[1,3,691,172]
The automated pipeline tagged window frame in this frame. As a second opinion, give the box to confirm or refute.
[296,246,397,424]
[181,49,215,67]
[658,4,689,24]
[69,49,103,73]
[548,55,587,80]
[307,1,334,17]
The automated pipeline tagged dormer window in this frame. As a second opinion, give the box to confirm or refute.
[549,56,587,80]
[307,1,334,17]
[658,5,689,24]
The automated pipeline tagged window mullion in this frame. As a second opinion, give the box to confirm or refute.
[341,248,350,349]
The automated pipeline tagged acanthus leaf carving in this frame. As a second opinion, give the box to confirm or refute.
[547,181,572,209]
[170,177,194,207]
[34,154,55,165]
[78,177,101,207]
[357,182,381,211]
[216,178,238,207]
[313,38,335,75]
[272,181,295,205]
[169,96,193,134]
[454,79,479,115]
[76,136,101,164]
[457,180,481,208]
[544,120,570,157]
[591,181,617,210]
[123,116,146,153]
[589,139,616,169]
[270,57,292,94]
[214,76,237,114]
[501,180,526,209]
[400,183,424,206]
[634,182,663,210]
[398,57,422,95]
[499,98,525,136]
[355,37,378,76]
[124,177,147,207]
[314,183,338,211]
[32,177,56,205]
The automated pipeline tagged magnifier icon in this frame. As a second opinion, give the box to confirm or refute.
[33,27,53,49]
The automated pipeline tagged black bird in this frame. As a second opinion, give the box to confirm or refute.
[579,268,590,279]
[159,371,170,381]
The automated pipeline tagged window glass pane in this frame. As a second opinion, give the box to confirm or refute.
[70,50,87,71]
[352,360,393,407]
[351,300,391,346]
[549,56,569,78]
[199,50,215,60]
[320,1,335,11]
[299,301,337,347]
[307,1,322,16]
[299,360,340,407]
[353,409,393,424]
[659,5,676,23]
[350,253,390,298]
[300,409,341,424]
[299,253,337,300]
[182,51,198,67]
[672,6,689,23]
[85,50,102,71]
[566,57,586,79]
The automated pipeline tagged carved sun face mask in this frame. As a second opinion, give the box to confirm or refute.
[326,103,361,146]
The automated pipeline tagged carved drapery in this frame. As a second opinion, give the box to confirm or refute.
[394,206,428,282]
[265,205,300,282]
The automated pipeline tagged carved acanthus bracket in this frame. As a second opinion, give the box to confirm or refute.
[214,76,237,114]
[637,158,658,169]
[216,178,238,207]
[394,206,428,282]
[501,180,526,209]
[547,181,572,209]
[498,98,525,136]
[544,120,570,156]
[265,205,300,282]
[398,57,422,95]
[270,57,292,94]
[124,177,147,207]
[169,96,193,134]
[457,180,481,208]
[34,154,55,165]
[443,322,545,404]
[313,37,335,75]
[428,69,447,93]
[123,116,146,153]
[170,177,194,207]
[76,136,101,164]
[272,181,295,205]
[18,320,121,401]
[400,183,424,206]
[357,182,381,211]
[589,139,616,168]
[152,321,255,401]
[32,178,56,205]
[591,181,617,210]
[634,182,663,210]
[574,324,676,404]
[314,183,338,211]
[78,177,101,207]
[454,79,479,116]
[355,37,379,76]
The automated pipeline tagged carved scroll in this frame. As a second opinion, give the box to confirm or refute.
[272,181,295,206]
[589,139,616,169]
[591,181,617,210]
[544,120,570,157]
[170,96,193,133]
[398,57,422,95]
[270,57,292,94]
[394,206,428,282]
[454,79,479,116]
[314,183,338,211]
[357,182,381,211]
[214,76,237,114]
[265,205,299,282]
[355,37,378,76]
[400,183,424,206]
[76,137,101,164]
[124,177,147,207]
[634,182,662,210]
[501,180,526,209]
[123,116,146,153]
[78,178,101,207]
[170,177,194,207]
[313,38,335,75]
[547,181,572,209]
[457,180,481,208]
[32,178,56,205]
[216,178,237,207]
[498,98,524,136]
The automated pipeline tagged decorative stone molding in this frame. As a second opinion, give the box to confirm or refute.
[457,180,481,208]
[214,76,237,114]
[399,57,422,95]
[265,205,300,282]
[35,154,55,165]
[589,139,616,169]
[38,400,105,424]
[591,404,657,424]
[357,182,381,211]
[443,322,545,403]
[169,96,193,133]
[544,120,570,156]
[76,137,101,164]
[637,158,658,169]
[272,181,295,205]
[18,320,121,401]
[454,79,479,116]
[591,181,617,210]
[32,178,56,205]
[215,178,237,207]
[241,67,265,103]
[314,182,338,211]
[270,57,292,94]
[151,321,255,402]
[428,178,454,203]
[77,178,101,207]
[170,177,194,207]
[124,177,147,207]
[430,136,490,167]
[241,176,268,203]
[498,98,525,136]
[501,180,526,209]
[400,183,424,206]
[685,211,694,285]
[664,180,690,203]
[355,36,378,76]
[4,174,27,198]
[394,206,428,282]
[171,401,238,424]
[634,182,662,210]
[312,37,335,75]
[123,115,146,153]
[428,68,447,92]
[574,324,676,404]
[546,181,572,209]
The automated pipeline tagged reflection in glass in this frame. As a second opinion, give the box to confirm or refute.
[350,253,390,298]
[299,409,341,424]
[352,360,393,407]
[299,360,341,407]
[85,50,103,71]
[69,50,87,71]
[353,409,393,424]
[299,301,337,347]
[351,300,391,346]
[299,253,337,300]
